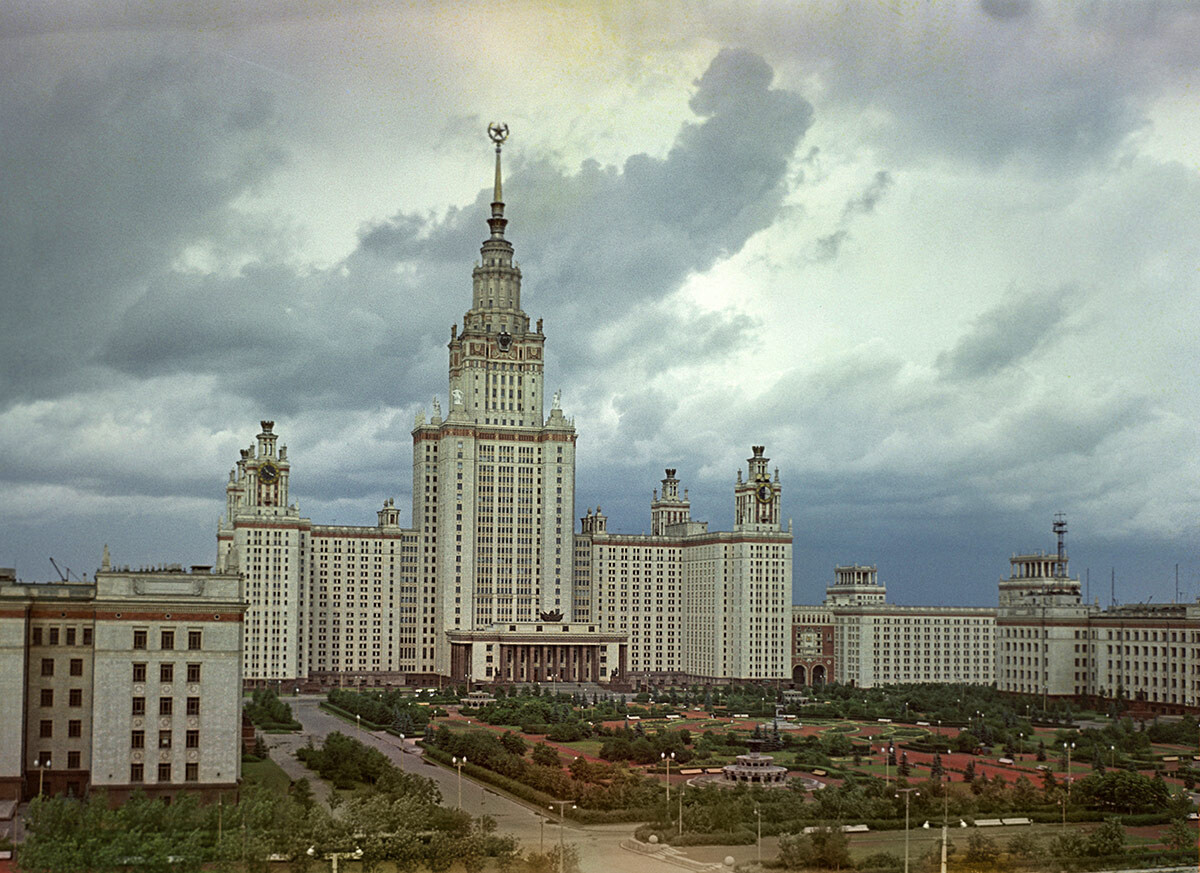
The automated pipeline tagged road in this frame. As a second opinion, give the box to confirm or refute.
[273,697,721,873]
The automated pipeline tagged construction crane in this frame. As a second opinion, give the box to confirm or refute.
[48,557,78,582]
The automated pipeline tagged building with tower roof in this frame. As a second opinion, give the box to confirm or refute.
[214,127,798,689]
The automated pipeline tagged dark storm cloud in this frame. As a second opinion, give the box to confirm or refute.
[90,49,811,412]
[935,287,1071,380]
[739,2,1200,170]
[0,54,286,407]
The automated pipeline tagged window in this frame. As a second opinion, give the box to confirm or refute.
[132,697,145,716]
[133,629,147,649]
[69,658,83,676]
[186,663,201,683]
[159,698,173,716]
[157,763,171,782]
[186,697,200,716]
[188,631,202,650]
[68,720,82,738]
[41,658,54,677]
[82,627,92,645]
[131,730,145,749]
[69,688,82,707]
[66,628,76,645]
[133,663,147,682]
[131,763,144,783]
[31,627,43,646]
[40,720,53,738]
[159,730,172,748]
[67,751,81,769]
[49,628,59,645]
[40,688,54,707]
[160,663,174,683]
[185,762,198,782]
[161,630,175,650]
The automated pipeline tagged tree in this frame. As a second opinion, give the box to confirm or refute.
[1085,817,1126,857]
[898,751,911,777]
[963,759,976,783]
[1006,831,1042,861]
[777,832,814,869]
[531,743,561,768]
[1036,740,1047,761]
[965,832,999,866]
[930,752,944,779]
[1164,817,1193,852]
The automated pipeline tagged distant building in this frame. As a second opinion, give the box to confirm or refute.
[0,559,244,802]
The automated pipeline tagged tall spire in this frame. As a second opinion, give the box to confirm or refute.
[487,122,509,240]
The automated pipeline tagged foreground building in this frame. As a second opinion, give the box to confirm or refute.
[0,560,244,802]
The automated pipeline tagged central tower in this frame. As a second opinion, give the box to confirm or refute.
[413,125,578,676]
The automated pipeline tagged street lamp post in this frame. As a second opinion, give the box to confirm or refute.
[397,733,405,771]
[661,751,674,810]
[754,806,762,864]
[896,788,919,873]
[548,800,575,873]
[33,757,50,797]
[452,755,467,809]
[356,714,361,736]
[1063,742,1075,804]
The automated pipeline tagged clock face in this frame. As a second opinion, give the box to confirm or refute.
[756,482,772,504]
[259,461,279,484]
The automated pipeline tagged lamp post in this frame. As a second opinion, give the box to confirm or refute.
[1109,744,1115,768]
[896,788,918,873]
[882,746,890,784]
[397,733,405,771]
[940,779,950,873]
[33,757,50,797]
[452,755,467,809]
[548,800,575,873]
[1063,741,1075,804]
[661,751,674,809]
[754,806,762,864]
[356,714,361,736]
[307,846,362,873]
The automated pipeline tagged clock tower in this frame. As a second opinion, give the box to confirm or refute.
[735,445,782,530]
[414,125,578,677]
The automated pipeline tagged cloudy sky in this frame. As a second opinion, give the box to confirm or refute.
[3,1,1198,606]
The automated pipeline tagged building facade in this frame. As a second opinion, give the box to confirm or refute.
[578,458,793,685]
[0,560,244,802]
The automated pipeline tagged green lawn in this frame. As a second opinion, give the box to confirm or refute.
[243,756,293,793]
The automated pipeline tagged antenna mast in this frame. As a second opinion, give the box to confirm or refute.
[1052,512,1067,578]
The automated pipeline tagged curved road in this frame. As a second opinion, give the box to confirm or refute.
[268,697,716,873]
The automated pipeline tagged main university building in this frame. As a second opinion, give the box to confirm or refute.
[4,130,1197,804]
[215,128,792,691]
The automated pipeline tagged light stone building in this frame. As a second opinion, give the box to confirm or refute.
[578,459,793,685]
[218,131,799,689]
[0,560,244,802]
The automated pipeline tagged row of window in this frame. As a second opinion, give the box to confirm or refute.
[133,629,203,651]
[30,627,93,646]
[131,697,201,716]
[132,663,202,683]
[130,762,199,783]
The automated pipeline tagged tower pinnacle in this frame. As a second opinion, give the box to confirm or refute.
[487,122,509,240]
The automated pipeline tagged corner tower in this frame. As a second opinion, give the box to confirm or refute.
[413,125,578,677]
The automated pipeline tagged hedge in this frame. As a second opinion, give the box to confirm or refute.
[420,744,652,823]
